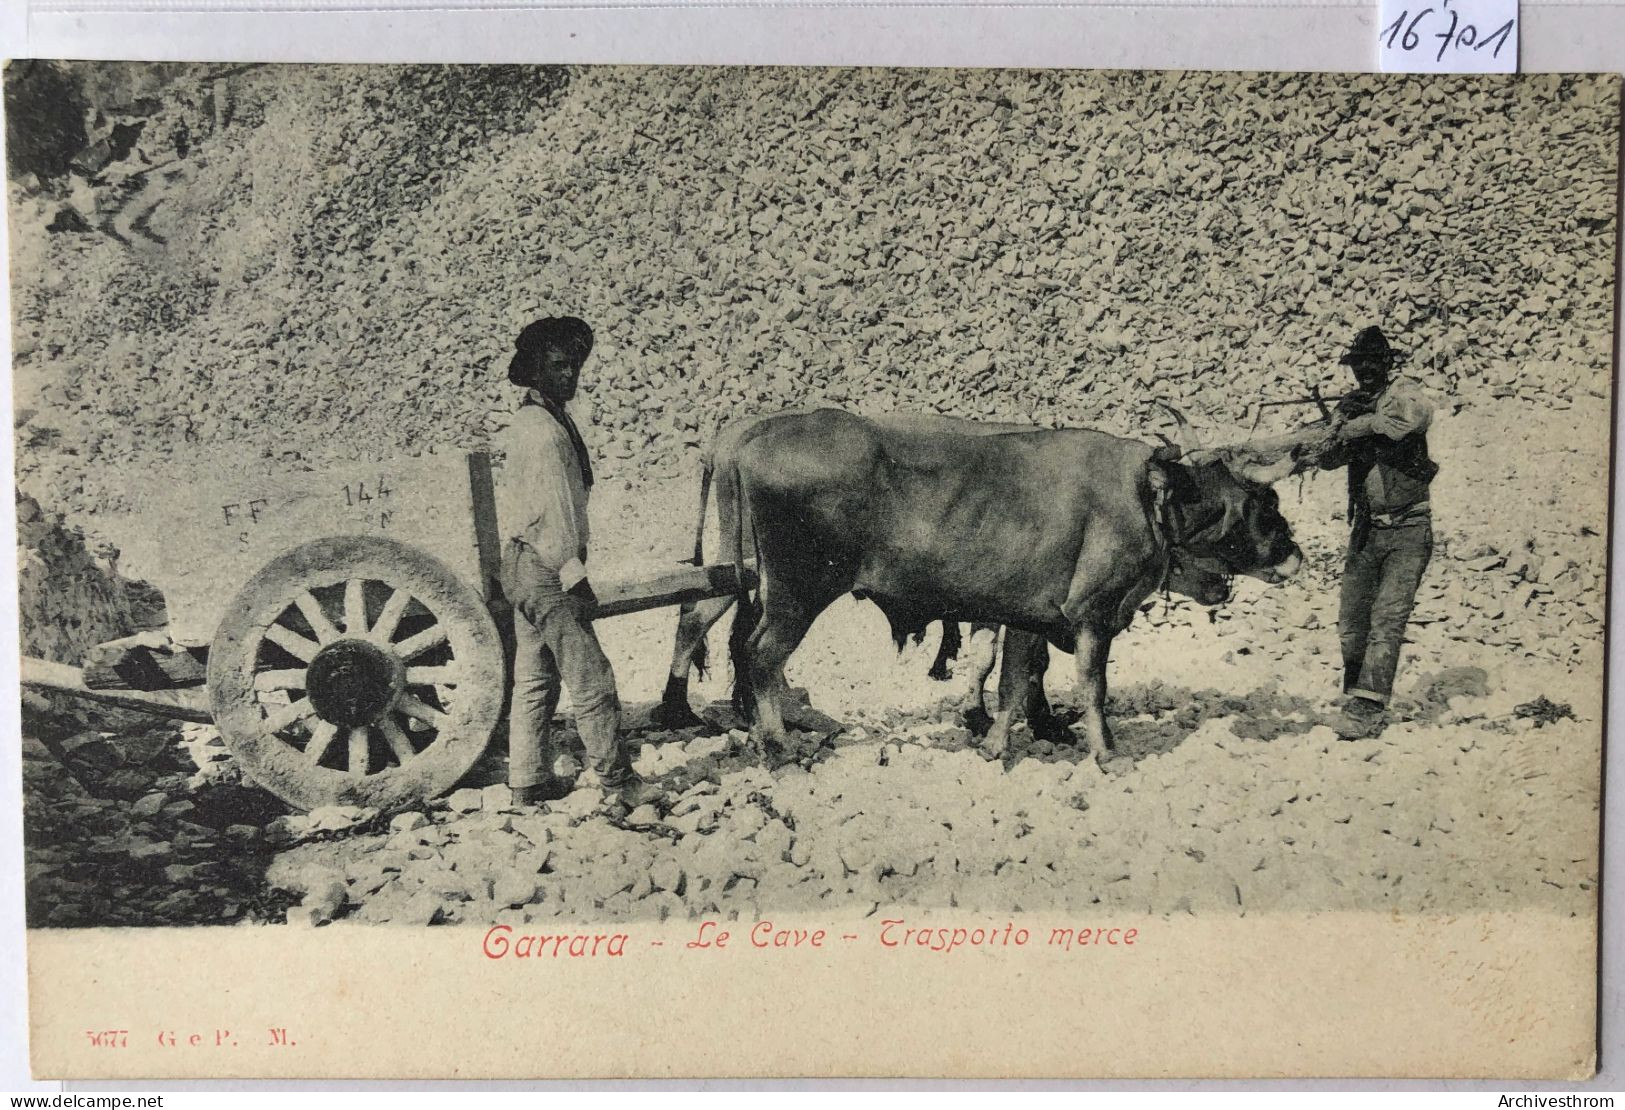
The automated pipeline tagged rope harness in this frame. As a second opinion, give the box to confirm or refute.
[1147,465,1178,599]
[1147,461,1234,606]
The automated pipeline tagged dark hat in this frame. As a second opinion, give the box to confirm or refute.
[507,316,594,387]
[1339,326,1405,367]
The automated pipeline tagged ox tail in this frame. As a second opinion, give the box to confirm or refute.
[728,590,760,719]
[691,626,711,682]
[691,447,715,567]
[725,457,759,719]
[687,447,717,679]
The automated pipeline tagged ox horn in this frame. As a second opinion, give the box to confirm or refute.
[1154,402,1203,453]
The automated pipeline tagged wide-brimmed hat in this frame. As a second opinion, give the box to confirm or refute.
[507,316,594,387]
[1339,325,1406,367]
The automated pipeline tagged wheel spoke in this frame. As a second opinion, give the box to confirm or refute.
[406,665,461,686]
[395,623,448,662]
[398,693,449,729]
[265,623,321,662]
[253,668,309,692]
[305,720,339,764]
[370,588,412,644]
[379,716,417,763]
[294,591,341,645]
[215,534,505,812]
[347,726,370,776]
[344,579,368,635]
[262,697,315,734]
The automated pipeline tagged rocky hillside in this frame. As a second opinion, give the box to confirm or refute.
[14,489,165,663]
[7,66,1618,520]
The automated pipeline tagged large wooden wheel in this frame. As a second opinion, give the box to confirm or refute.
[208,535,504,812]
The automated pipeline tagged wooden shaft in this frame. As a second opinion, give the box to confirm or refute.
[588,561,758,620]
[20,657,213,723]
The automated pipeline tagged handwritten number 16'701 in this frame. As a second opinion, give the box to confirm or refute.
[1382,1,1514,62]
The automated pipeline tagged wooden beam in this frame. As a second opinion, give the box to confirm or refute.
[20,657,213,723]
[81,631,207,691]
[590,561,758,620]
[1229,421,1335,456]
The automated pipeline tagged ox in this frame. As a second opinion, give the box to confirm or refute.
[653,408,1037,732]
[724,409,1305,760]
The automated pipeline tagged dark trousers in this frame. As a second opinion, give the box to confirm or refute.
[1339,519,1433,705]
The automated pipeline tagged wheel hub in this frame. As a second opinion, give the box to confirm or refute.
[305,638,402,726]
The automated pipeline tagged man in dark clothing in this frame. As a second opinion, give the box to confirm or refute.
[1313,326,1439,739]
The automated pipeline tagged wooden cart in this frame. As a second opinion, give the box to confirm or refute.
[21,451,750,813]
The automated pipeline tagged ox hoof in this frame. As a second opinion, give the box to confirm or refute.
[1031,715,1073,746]
[750,733,793,768]
[963,706,994,736]
[927,663,952,682]
[649,700,707,731]
[980,731,1012,763]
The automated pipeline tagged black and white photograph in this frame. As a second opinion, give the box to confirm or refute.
[6,61,1617,1077]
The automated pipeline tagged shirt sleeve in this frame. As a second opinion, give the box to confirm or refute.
[1337,383,1432,442]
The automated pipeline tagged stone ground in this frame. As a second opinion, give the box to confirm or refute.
[255,615,1598,928]
[22,402,1604,929]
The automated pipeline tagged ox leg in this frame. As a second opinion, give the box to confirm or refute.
[651,595,734,730]
[745,603,819,763]
[1072,624,1114,759]
[928,621,962,681]
[960,623,1000,734]
[1016,635,1070,744]
[983,628,1038,761]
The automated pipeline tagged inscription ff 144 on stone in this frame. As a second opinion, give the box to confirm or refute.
[122,452,500,646]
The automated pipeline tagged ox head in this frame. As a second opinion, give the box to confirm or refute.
[1151,405,1305,604]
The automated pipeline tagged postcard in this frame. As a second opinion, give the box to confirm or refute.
[8,62,1616,1078]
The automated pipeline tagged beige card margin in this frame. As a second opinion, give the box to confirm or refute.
[29,910,1596,1079]
[8,62,1614,1085]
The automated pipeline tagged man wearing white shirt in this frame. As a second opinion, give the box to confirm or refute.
[497,316,662,808]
